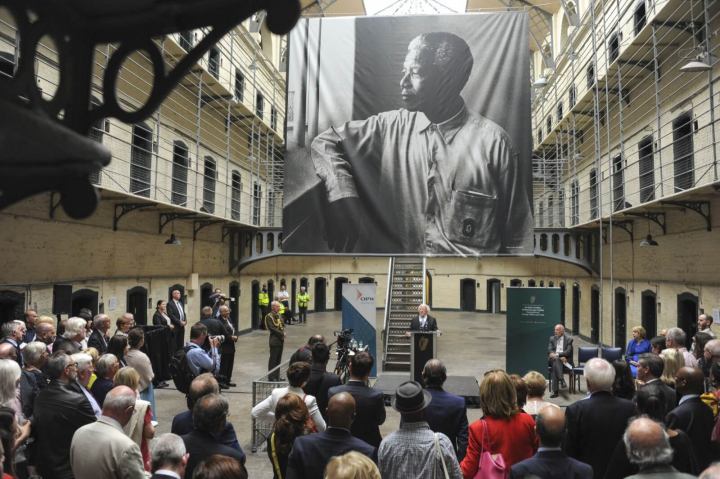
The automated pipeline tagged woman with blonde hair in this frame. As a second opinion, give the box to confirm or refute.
[325,451,381,479]
[115,314,134,338]
[113,367,155,472]
[522,371,552,417]
[660,348,685,388]
[461,370,538,477]
[23,342,49,390]
[36,315,54,326]
[83,346,99,389]
[625,326,652,377]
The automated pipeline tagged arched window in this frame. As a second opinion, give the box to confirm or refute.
[130,123,153,197]
[231,170,242,220]
[172,141,189,206]
[202,157,216,214]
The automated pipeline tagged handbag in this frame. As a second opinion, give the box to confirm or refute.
[471,419,506,479]
[434,433,450,479]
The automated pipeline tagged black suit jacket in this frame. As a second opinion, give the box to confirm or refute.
[563,390,636,478]
[634,379,677,412]
[217,317,236,355]
[199,317,234,353]
[548,335,574,366]
[33,380,97,479]
[20,369,39,421]
[328,380,386,447]
[182,429,246,479]
[152,311,171,327]
[0,338,22,367]
[510,449,593,479]
[87,328,108,354]
[172,409,244,453]
[151,473,179,479]
[409,315,438,332]
[286,428,377,479]
[303,364,342,419]
[166,300,185,327]
[666,396,714,470]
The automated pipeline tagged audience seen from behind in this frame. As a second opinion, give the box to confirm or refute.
[604,384,699,479]
[379,381,462,479]
[287,392,377,479]
[622,418,696,479]
[182,393,247,479]
[108,334,130,367]
[71,353,102,418]
[125,328,157,421]
[289,334,326,365]
[325,451,381,479]
[461,370,538,477]
[70,386,147,479]
[564,357,637,478]
[268,393,310,479]
[150,433,189,479]
[611,359,637,400]
[193,454,248,479]
[509,405,592,479]
[302,342,342,420]
[509,374,528,410]
[666,327,698,368]
[660,348,685,388]
[252,361,326,432]
[113,366,155,472]
[522,371,553,417]
[33,351,97,479]
[635,352,678,411]
[171,373,244,454]
[651,335,667,355]
[328,352,385,448]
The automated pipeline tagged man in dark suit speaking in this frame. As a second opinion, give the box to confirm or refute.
[548,324,573,398]
[405,304,439,338]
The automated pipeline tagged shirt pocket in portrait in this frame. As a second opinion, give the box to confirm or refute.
[444,189,497,248]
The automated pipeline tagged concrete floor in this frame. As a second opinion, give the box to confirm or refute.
[153,311,591,478]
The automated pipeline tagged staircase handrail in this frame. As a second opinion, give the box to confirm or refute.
[382,257,394,366]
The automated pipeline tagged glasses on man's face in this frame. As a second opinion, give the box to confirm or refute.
[66,362,77,370]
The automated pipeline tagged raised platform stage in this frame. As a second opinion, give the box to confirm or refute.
[373,375,480,408]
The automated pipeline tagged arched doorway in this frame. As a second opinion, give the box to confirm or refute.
[314,278,327,313]
[572,283,580,334]
[229,281,240,329]
[559,283,566,328]
[200,283,213,314]
[677,292,698,349]
[168,284,185,303]
[460,279,476,312]
[487,279,502,313]
[72,289,99,317]
[591,285,600,344]
[291,279,297,316]
[267,280,275,305]
[334,277,349,311]
[615,287,627,352]
[251,280,260,330]
[510,279,522,287]
[126,286,148,326]
[300,277,308,290]
[641,290,657,339]
[0,291,25,327]
[528,279,537,287]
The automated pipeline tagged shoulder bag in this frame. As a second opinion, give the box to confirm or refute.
[434,433,450,479]
[471,419,506,479]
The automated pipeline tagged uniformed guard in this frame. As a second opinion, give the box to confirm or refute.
[297,287,310,324]
[265,301,285,381]
[258,283,270,330]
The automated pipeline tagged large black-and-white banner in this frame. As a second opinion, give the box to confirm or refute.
[283,13,533,256]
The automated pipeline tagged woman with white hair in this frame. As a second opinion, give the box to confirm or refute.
[22,342,49,390]
[54,316,87,355]
[0,359,21,409]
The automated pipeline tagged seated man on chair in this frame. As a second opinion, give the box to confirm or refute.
[548,324,573,398]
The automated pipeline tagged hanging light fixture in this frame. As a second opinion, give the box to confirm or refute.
[640,234,659,247]
[248,59,259,71]
[533,77,548,88]
[679,55,712,73]
[165,233,181,245]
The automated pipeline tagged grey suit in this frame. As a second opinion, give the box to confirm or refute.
[548,335,574,393]
[70,415,149,479]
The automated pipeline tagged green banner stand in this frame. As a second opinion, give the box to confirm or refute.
[506,287,562,377]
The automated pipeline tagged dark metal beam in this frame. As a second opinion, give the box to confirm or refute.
[623,212,666,235]
[114,203,157,231]
[659,201,711,231]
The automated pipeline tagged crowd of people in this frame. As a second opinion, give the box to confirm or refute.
[4,304,720,478]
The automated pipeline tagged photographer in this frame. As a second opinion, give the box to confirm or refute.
[210,288,234,318]
[199,307,232,389]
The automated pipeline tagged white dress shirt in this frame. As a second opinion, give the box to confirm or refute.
[251,385,326,432]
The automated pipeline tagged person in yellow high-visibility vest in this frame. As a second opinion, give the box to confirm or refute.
[258,283,270,330]
[297,287,310,324]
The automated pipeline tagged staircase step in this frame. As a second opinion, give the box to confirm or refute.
[384,362,411,372]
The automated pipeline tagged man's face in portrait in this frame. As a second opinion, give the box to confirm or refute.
[400,45,438,113]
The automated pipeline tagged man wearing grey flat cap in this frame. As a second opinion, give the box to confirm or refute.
[378,381,462,479]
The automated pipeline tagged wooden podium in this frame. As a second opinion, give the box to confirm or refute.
[410,331,440,384]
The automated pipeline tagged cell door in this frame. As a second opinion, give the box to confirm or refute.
[615,288,627,352]
[229,282,240,330]
[126,286,148,326]
[591,286,600,344]
[642,290,657,340]
[251,281,260,329]
[487,279,501,313]
[291,279,297,314]
[72,289,99,317]
[334,278,348,311]
[677,293,698,349]
[559,283,566,328]
[460,279,476,312]
[314,278,326,313]
[200,283,213,314]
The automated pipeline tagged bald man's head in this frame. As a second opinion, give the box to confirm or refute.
[36,322,56,344]
[700,464,720,479]
[103,386,137,427]
[536,405,566,447]
[624,418,672,468]
[676,366,705,396]
[0,342,16,360]
[326,392,356,430]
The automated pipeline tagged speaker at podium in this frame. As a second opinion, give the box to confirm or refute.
[409,331,442,384]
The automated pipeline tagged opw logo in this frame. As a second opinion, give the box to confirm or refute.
[356,291,375,303]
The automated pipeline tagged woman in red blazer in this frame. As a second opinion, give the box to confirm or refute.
[461,370,538,478]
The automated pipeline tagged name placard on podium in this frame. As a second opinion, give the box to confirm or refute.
[410,331,440,383]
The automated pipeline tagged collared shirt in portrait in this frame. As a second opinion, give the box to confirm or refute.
[311,103,533,256]
[556,336,564,354]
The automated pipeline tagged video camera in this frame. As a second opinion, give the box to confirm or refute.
[334,329,354,349]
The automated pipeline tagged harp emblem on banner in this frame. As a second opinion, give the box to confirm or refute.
[531,296,536,304]
[419,337,429,351]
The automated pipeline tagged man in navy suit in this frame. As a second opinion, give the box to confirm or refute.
[511,405,592,479]
[410,359,468,461]
[87,314,110,354]
[564,358,636,479]
[287,392,377,479]
[666,366,714,471]
[303,343,342,421]
[328,351,386,447]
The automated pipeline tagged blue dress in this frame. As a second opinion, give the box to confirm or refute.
[626,338,652,377]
